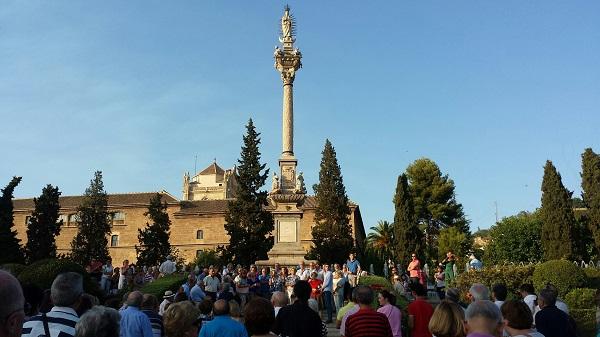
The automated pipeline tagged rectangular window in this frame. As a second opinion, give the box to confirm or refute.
[112,212,125,225]
[196,230,204,240]
[196,250,203,257]
[111,235,119,247]
[68,214,80,226]
[58,214,68,224]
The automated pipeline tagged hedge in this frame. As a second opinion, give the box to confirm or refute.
[1,263,26,277]
[532,260,586,297]
[454,265,535,301]
[18,258,102,298]
[140,274,187,299]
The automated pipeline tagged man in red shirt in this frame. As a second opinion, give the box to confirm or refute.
[408,282,434,337]
[344,286,392,337]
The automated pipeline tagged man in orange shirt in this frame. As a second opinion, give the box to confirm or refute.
[407,253,421,285]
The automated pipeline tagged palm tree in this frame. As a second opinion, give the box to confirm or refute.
[366,220,395,261]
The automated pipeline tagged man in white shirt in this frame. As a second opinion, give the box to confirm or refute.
[492,284,507,309]
[519,284,537,315]
[158,255,176,276]
[203,268,220,300]
[158,291,174,316]
[296,262,310,281]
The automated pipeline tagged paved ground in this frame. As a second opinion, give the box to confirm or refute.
[326,322,341,337]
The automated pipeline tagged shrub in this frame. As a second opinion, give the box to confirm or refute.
[454,264,535,301]
[532,260,586,297]
[570,309,596,337]
[583,268,600,289]
[358,275,393,291]
[140,274,187,299]
[18,258,101,298]
[1,263,26,277]
[565,288,596,310]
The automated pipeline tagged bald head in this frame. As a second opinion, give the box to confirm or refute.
[213,299,230,316]
[126,291,144,307]
[0,270,25,337]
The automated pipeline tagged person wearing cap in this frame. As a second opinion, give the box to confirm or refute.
[159,256,176,276]
[159,291,175,316]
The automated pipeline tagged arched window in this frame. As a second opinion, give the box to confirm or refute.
[196,230,204,240]
[110,235,119,247]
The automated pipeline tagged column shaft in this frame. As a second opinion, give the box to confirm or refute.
[282,83,294,155]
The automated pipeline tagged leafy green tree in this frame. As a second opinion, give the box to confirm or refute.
[307,139,354,264]
[71,171,111,266]
[366,220,395,262]
[393,173,424,266]
[405,158,471,260]
[438,226,468,262]
[540,160,575,260]
[136,193,172,267]
[222,119,274,266]
[0,176,24,264]
[483,211,543,264]
[582,148,600,252]
[25,184,63,262]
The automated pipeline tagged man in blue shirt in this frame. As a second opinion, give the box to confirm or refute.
[191,279,206,303]
[198,300,248,337]
[346,253,361,287]
[181,275,196,300]
[321,263,334,323]
[120,291,154,337]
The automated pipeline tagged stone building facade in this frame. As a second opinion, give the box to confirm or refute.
[11,182,365,265]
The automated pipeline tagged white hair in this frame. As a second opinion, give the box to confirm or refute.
[51,272,83,307]
[465,300,503,324]
[75,306,120,337]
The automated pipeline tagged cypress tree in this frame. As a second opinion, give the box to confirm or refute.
[222,119,274,266]
[25,184,62,262]
[71,171,111,266]
[307,139,354,264]
[393,173,424,266]
[136,193,172,267]
[0,176,24,264]
[540,160,575,260]
[582,148,600,252]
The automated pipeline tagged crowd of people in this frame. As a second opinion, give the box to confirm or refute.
[0,250,594,337]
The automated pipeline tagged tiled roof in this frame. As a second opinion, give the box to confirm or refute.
[175,199,231,215]
[13,191,179,210]
[198,162,225,176]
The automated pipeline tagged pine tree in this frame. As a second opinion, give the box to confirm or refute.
[0,176,24,264]
[136,193,172,267]
[25,184,62,262]
[222,119,274,266]
[71,171,111,266]
[582,148,600,252]
[405,158,471,260]
[393,173,424,266]
[540,160,575,260]
[307,139,354,264]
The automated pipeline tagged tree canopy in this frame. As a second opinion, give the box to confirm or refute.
[222,119,274,266]
[71,171,111,266]
[484,211,543,264]
[136,193,173,267]
[307,139,354,264]
[393,173,423,265]
[540,160,575,260]
[582,148,600,253]
[25,184,62,262]
[0,176,24,264]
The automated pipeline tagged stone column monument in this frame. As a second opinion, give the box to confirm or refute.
[257,6,309,267]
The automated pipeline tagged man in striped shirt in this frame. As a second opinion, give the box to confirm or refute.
[344,286,392,337]
[141,294,164,337]
[22,272,83,337]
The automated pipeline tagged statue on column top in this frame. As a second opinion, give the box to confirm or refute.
[281,7,292,39]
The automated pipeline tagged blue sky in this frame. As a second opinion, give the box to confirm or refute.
[1,1,599,232]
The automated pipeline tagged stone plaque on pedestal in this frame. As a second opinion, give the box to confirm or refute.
[278,219,297,243]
